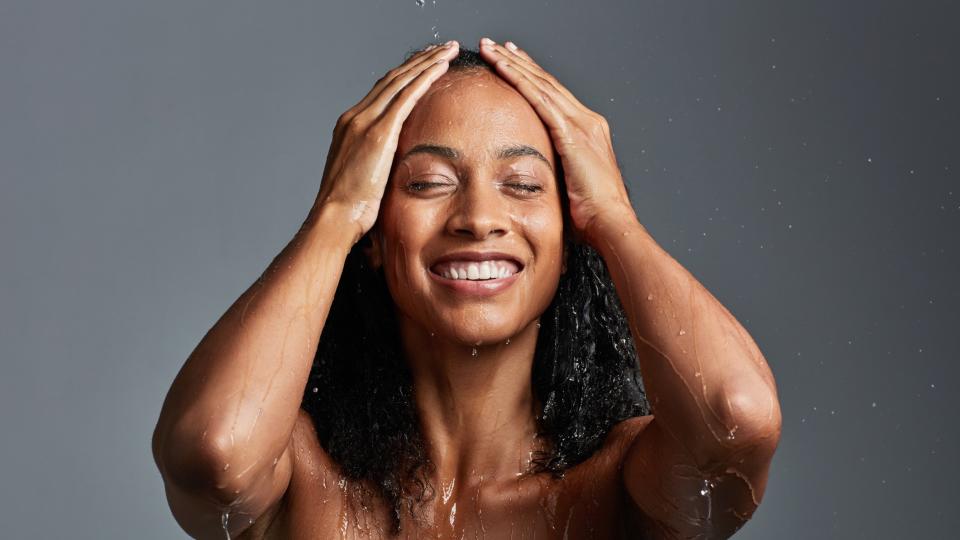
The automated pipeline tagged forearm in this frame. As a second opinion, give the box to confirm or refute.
[153,202,356,499]
[589,208,780,464]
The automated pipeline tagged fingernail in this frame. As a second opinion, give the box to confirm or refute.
[481,37,495,46]
[505,41,518,51]
[445,40,458,48]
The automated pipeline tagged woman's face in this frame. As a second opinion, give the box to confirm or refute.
[373,69,565,346]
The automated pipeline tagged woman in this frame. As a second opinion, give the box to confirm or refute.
[153,38,782,539]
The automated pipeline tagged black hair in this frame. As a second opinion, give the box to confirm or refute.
[300,45,649,535]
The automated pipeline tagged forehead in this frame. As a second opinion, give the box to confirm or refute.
[397,70,554,166]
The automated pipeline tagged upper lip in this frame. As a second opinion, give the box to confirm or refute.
[429,251,525,271]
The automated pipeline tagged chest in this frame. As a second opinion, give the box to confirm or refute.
[249,453,644,539]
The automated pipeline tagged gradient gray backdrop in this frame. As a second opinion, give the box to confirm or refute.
[2,0,957,538]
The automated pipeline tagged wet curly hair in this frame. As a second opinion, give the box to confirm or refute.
[300,45,650,535]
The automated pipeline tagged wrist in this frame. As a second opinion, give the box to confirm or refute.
[583,204,641,246]
[302,201,364,250]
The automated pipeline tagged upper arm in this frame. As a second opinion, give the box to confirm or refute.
[621,413,781,538]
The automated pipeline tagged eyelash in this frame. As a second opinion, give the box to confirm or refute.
[405,181,445,192]
[504,179,544,193]
[405,181,543,193]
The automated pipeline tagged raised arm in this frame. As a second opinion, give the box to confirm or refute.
[151,41,462,538]
[476,38,782,537]
[591,210,781,538]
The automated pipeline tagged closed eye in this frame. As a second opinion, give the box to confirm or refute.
[505,183,543,193]
[406,181,447,192]
[502,178,544,194]
[403,176,456,193]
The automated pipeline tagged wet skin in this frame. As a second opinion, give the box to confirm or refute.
[153,38,781,540]
[239,61,651,539]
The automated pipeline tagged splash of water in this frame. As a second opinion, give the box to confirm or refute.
[221,510,231,540]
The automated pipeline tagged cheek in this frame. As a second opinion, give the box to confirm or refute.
[380,198,443,293]
[510,206,565,267]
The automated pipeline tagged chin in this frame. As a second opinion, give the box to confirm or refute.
[429,311,525,347]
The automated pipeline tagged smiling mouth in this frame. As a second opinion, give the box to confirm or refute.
[429,259,524,281]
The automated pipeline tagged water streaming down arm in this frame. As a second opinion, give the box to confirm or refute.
[588,210,783,537]
[151,204,357,538]
[151,42,461,538]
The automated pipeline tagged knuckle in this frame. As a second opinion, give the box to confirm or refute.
[592,112,610,131]
[336,111,353,128]
[345,113,368,135]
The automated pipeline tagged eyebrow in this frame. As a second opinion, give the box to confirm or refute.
[401,143,554,171]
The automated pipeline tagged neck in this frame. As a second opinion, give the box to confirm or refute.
[397,316,544,486]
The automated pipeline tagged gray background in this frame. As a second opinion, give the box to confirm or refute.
[1,0,956,538]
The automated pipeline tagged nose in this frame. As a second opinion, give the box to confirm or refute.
[447,179,509,240]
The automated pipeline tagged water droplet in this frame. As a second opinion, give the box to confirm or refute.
[646,293,654,300]
[505,338,511,345]
[312,387,319,393]
[221,511,232,540]
[699,479,711,496]
[471,348,478,357]
[678,328,686,336]
[415,0,424,6]
[442,478,456,503]
[222,462,230,471]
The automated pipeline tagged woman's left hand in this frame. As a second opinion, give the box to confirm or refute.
[478,37,636,246]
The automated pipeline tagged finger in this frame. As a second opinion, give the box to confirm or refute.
[503,41,543,69]
[379,58,451,139]
[493,59,573,137]
[484,48,583,122]
[480,40,591,115]
[326,44,453,180]
[345,42,458,124]
[361,43,459,119]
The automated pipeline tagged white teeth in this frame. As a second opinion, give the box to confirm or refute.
[436,259,519,281]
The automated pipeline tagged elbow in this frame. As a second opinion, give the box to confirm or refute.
[154,421,251,506]
[715,376,783,453]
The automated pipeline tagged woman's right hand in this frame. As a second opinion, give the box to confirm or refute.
[312,40,460,244]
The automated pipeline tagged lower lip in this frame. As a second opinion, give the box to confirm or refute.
[428,268,522,297]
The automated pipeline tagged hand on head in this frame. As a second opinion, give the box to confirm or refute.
[312,41,461,244]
